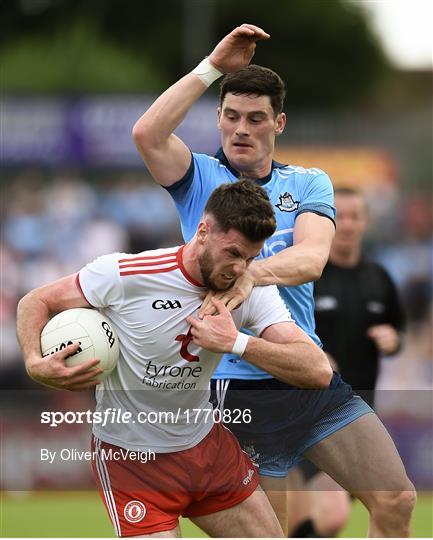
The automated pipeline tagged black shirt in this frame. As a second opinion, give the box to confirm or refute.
[314,259,405,391]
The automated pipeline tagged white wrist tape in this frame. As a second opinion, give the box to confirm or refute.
[231,332,250,357]
[192,57,223,87]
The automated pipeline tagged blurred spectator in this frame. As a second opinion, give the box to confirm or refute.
[0,169,181,390]
[101,173,180,251]
[373,194,432,289]
[3,172,49,257]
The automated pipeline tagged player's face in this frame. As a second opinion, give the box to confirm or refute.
[217,93,286,178]
[198,227,263,291]
[333,194,368,252]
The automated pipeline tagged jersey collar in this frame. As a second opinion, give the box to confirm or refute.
[176,245,205,288]
[214,147,286,185]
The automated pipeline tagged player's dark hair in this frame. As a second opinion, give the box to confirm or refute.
[219,64,286,116]
[204,179,276,242]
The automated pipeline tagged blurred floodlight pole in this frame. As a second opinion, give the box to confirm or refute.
[183,0,216,72]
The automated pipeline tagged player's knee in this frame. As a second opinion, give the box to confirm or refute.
[371,486,416,522]
[395,487,417,519]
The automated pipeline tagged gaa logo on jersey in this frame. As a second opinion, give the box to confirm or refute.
[152,299,182,310]
[124,500,146,523]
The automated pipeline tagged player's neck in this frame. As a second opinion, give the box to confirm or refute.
[329,246,361,268]
[181,241,202,282]
[230,155,273,180]
[238,161,273,179]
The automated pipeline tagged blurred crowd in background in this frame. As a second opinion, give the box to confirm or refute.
[1,169,182,387]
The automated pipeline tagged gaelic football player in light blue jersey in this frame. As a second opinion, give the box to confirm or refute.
[133,23,416,537]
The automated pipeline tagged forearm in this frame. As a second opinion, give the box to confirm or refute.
[16,291,52,367]
[16,275,102,390]
[249,213,334,287]
[249,245,325,287]
[242,336,332,388]
[17,274,85,366]
[133,73,210,146]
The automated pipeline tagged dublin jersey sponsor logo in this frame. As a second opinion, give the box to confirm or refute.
[275,192,299,212]
[152,299,182,309]
[142,360,202,390]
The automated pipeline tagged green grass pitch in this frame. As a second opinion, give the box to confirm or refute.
[1,491,432,537]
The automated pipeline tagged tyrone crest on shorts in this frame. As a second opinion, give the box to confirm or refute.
[124,500,146,523]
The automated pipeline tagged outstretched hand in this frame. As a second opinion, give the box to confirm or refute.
[187,298,238,353]
[26,342,103,391]
[199,272,255,318]
[208,24,270,74]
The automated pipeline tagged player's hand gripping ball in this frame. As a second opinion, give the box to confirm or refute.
[41,308,119,381]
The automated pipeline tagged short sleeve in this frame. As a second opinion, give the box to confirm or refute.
[78,253,123,310]
[242,285,293,336]
[297,170,335,222]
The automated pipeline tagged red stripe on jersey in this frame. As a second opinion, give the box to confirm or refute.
[118,251,179,263]
[119,265,179,276]
[119,258,177,269]
[176,245,204,287]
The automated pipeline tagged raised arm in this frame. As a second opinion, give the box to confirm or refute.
[132,24,269,187]
[200,212,335,316]
[250,212,335,286]
[188,298,332,388]
[16,274,103,390]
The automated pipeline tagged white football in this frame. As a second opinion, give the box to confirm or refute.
[40,308,119,381]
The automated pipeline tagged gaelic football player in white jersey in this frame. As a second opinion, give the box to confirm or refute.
[17,180,332,538]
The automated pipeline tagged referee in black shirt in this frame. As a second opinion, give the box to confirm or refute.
[294,188,406,538]
[314,187,405,404]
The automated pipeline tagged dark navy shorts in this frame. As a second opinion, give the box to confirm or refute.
[211,374,374,478]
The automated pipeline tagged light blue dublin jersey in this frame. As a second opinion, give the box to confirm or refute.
[165,148,335,380]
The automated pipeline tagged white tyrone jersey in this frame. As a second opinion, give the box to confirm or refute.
[78,245,292,453]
